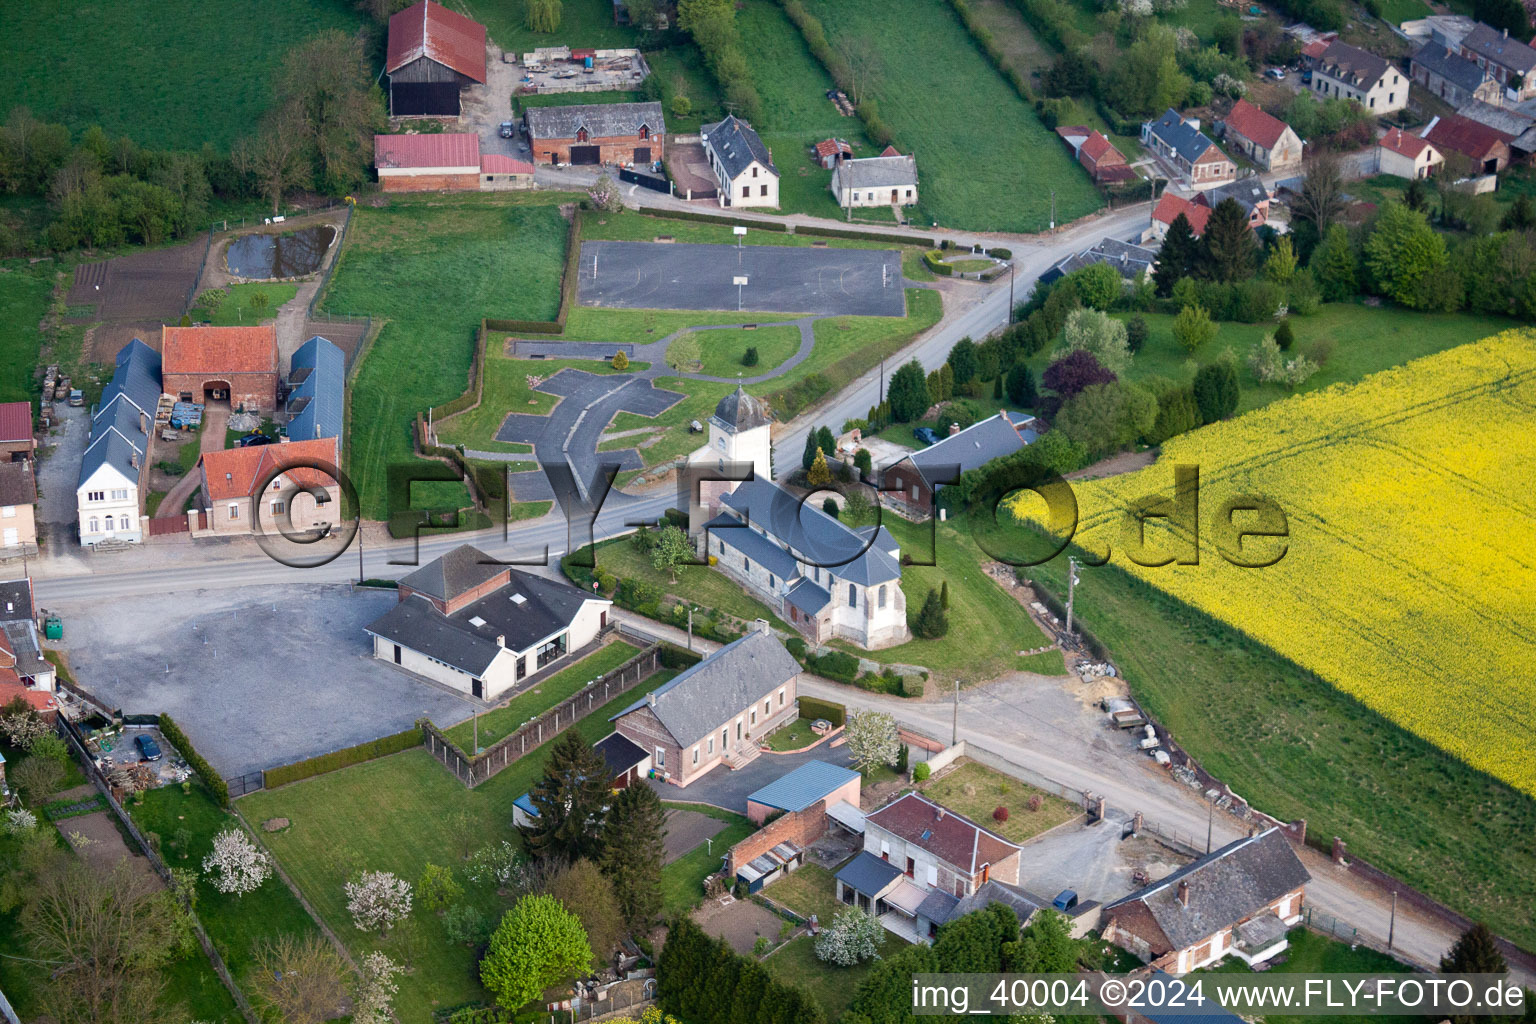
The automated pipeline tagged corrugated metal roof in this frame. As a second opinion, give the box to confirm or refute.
[480,153,536,175]
[0,402,31,443]
[287,336,344,446]
[375,133,480,170]
[746,760,861,813]
[386,0,487,82]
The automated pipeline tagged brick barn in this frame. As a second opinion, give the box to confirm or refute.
[162,325,279,413]
[524,101,665,166]
[385,0,487,117]
[375,133,482,191]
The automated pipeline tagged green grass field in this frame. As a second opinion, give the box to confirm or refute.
[833,515,1064,680]
[1201,929,1414,1024]
[434,355,639,453]
[465,0,637,60]
[0,261,52,407]
[692,325,801,377]
[588,534,789,625]
[187,283,297,326]
[968,511,1536,949]
[0,0,366,151]
[1024,304,1512,417]
[660,803,753,916]
[238,668,679,1019]
[325,195,572,520]
[921,761,1077,842]
[800,0,1101,232]
[444,641,640,750]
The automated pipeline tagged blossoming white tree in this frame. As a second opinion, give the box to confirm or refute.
[351,952,401,1024]
[202,827,272,896]
[844,710,901,776]
[3,808,37,835]
[815,908,883,966]
[345,871,413,935]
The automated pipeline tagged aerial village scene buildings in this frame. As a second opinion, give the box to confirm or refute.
[0,0,1532,1021]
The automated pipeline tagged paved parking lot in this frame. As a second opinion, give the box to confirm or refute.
[51,584,474,778]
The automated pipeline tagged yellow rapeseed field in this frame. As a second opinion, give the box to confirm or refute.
[1010,331,1536,794]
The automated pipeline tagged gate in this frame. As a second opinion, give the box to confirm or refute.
[619,167,670,193]
[570,145,601,165]
[226,771,263,798]
[390,81,460,117]
[148,510,202,537]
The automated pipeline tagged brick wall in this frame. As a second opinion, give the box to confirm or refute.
[163,372,278,413]
[727,799,830,876]
[380,172,481,192]
[531,133,664,166]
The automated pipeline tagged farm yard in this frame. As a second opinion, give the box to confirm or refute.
[798,0,1101,232]
[0,0,365,151]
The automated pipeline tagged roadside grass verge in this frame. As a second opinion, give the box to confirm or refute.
[587,533,788,625]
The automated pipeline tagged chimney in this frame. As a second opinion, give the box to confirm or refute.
[647,691,657,707]
[1504,26,1509,37]
[936,806,945,821]
[948,422,960,436]
[754,618,770,635]
[496,634,505,648]
[1177,880,1190,907]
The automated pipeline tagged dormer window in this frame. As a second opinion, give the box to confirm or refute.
[639,125,650,139]
[576,127,589,142]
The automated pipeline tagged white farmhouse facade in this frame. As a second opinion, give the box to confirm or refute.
[701,115,780,209]
[77,339,161,547]
[831,154,919,209]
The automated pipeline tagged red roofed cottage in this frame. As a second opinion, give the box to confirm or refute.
[198,437,340,537]
[386,0,487,117]
[1221,100,1303,172]
[1378,127,1443,179]
[161,325,279,413]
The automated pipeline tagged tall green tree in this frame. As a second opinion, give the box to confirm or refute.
[1192,359,1240,423]
[947,337,979,387]
[912,588,948,638]
[1199,198,1259,283]
[546,859,622,964]
[815,425,835,457]
[1055,308,1131,375]
[1004,909,1077,972]
[481,895,592,1010]
[601,783,666,933]
[1364,203,1456,310]
[1065,262,1121,310]
[519,731,611,863]
[1310,223,1357,301]
[272,30,387,194]
[1153,213,1199,296]
[886,359,929,422]
[1441,923,1509,1024]
[800,430,819,472]
[1005,363,1038,408]
[1054,381,1157,460]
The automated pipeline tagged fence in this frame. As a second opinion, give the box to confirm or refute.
[226,770,263,798]
[181,229,216,316]
[422,643,662,788]
[54,715,260,1023]
[619,166,670,193]
[0,985,18,1024]
[1138,818,1208,859]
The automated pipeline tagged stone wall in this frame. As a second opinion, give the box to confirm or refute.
[726,799,829,876]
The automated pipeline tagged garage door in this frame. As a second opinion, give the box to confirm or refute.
[390,81,460,117]
[569,145,601,165]
[634,146,651,164]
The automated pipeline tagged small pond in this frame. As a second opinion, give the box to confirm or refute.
[225,224,336,279]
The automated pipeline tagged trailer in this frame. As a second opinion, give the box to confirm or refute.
[1103,696,1148,729]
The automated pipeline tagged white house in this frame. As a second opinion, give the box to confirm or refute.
[1378,126,1444,179]
[831,154,919,210]
[1310,40,1408,114]
[366,544,612,701]
[701,115,779,209]
[77,339,161,547]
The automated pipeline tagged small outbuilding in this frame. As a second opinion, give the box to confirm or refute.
[830,154,919,210]
[745,760,861,824]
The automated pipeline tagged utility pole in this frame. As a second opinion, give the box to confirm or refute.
[952,680,960,746]
[357,524,364,584]
[1008,261,1016,324]
[1206,796,1214,854]
[1387,891,1397,951]
[687,606,694,651]
[1064,556,1080,636]
[1050,189,1056,231]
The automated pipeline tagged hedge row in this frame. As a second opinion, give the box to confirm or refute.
[485,317,562,336]
[947,0,1034,103]
[430,327,489,420]
[639,207,789,231]
[159,714,229,808]
[923,250,954,276]
[761,370,832,420]
[660,644,705,670]
[798,695,847,728]
[480,211,582,338]
[805,649,860,683]
[777,0,897,149]
[795,223,936,246]
[262,727,422,790]
[1007,0,1086,53]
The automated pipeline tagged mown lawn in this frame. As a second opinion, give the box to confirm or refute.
[0,0,365,151]
[968,511,1536,950]
[1023,304,1512,417]
[660,803,753,916]
[325,195,574,520]
[799,0,1101,232]
[760,862,842,923]
[692,324,801,377]
[587,534,789,626]
[434,355,640,453]
[465,0,637,59]
[239,668,679,1020]
[444,640,641,750]
[129,784,322,995]
[831,508,1064,681]
[188,282,297,326]
[762,718,822,751]
[0,261,52,406]
[921,760,1078,843]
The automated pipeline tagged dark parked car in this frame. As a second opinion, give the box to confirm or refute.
[1053,889,1079,911]
[135,734,162,761]
[913,427,940,445]
[238,433,276,447]
[499,121,515,138]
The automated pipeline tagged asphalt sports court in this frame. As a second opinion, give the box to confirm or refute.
[576,240,906,316]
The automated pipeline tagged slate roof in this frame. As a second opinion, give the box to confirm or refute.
[1412,42,1493,95]
[900,412,1037,488]
[109,338,163,415]
[1199,179,1270,216]
[0,578,34,621]
[1145,109,1221,164]
[0,402,30,444]
[399,543,508,602]
[201,437,339,502]
[783,577,831,616]
[949,879,1049,925]
[701,115,778,180]
[1461,22,1536,74]
[1,619,48,681]
[717,478,901,587]
[1152,193,1211,236]
[287,336,344,445]
[1456,98,1535,136]
[865,792,1022,875]
[594,731,649,776]
[835,850,904,896]
[711,384,771,433]
[832,155,918,191]
[525,101,665,141]
[79,340,159,493]
[162,326,278,376]
[917,887,961,925]
[387,0,487,82]
[1315,41,1393,90]
[368,567,604,674]
[1379,125,1434,159]
[609,628,798,748]
[1222,99,1291,150]
[747,760,860,813]
[1042,237,1159,284]
[375,133,480,170]
[1425,113,1514,160]
[714,521,801,580]
[0,462,36,508]
[1104,827,1311,952]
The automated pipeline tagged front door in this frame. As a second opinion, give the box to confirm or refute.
[891,188,899,203]
[472,678,483,699]
[393,644,401,664]
[600,610,608,628]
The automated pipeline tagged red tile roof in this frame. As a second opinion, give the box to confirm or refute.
[162,326,278,376]
[0,402,30,443]
[375,133,481,170]
[1224,99,1290,150]
[1425,115,1513,161]
[865,792,1021,875]
[0,682,57,712]
[1379,126,1432,160]
[1302,38,1331,58]
[1153,193,1211,236]
[814,138,852,159]
[1079,131,1124,166]
[386,0,486,83]
[480,152,536,175]
[201,438,340,502]
[880,145,901,157]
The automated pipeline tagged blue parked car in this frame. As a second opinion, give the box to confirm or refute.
[913,426,940,445]
[1053,889,1079,911]
[135,734,162,761]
